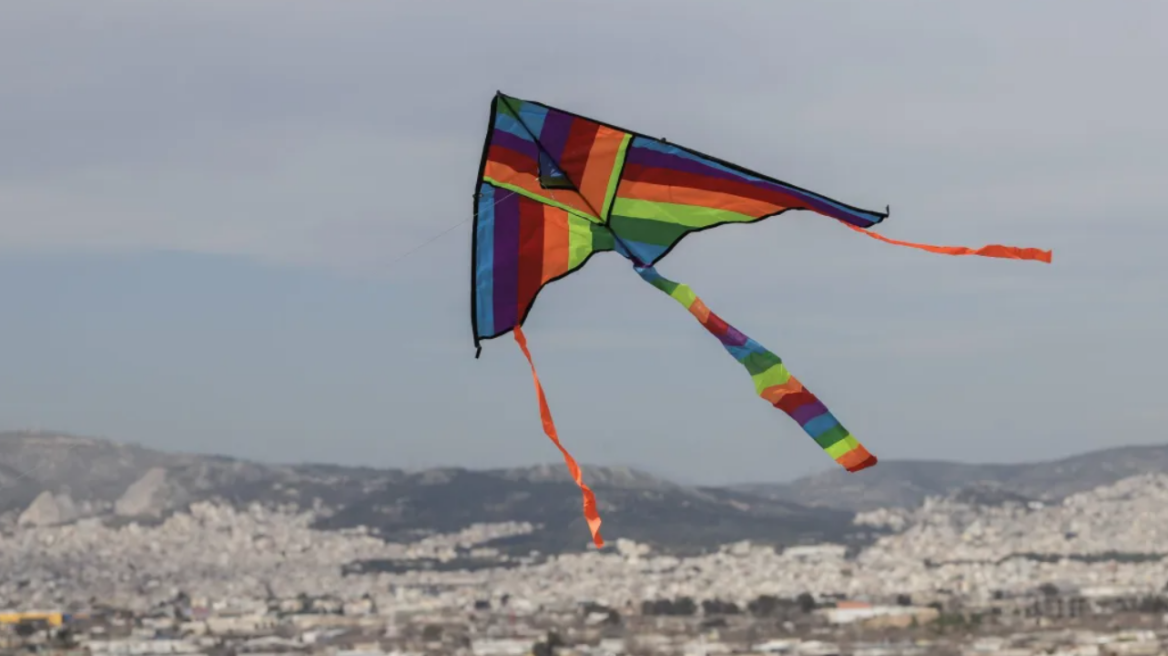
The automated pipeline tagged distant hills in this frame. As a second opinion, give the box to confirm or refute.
[2,430,1166,554]
[735,444,1168,511]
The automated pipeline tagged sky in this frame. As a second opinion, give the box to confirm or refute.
[1,1,1165,485]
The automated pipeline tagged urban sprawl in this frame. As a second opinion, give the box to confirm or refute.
[4,474,1168,655]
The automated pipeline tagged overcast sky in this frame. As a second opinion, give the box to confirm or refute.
[1,1,1164,485]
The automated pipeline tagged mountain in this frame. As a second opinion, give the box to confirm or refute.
[0,431,860,555]
[5,430,1168,554]
[735,444,1168,512]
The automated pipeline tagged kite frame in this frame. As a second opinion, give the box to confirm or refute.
[470,91,890,355]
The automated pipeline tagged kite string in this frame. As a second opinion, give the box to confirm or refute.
[512,325,605,548]
[383,188,521,271]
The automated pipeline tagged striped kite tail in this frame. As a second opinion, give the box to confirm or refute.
[634,265,877,473]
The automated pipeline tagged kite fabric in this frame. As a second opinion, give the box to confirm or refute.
[631,264,876,474]
[470,92,1052,547]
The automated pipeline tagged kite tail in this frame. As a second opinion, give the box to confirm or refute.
[634,265,877,473]
[512,326,605,548]
[842,221,1053,263]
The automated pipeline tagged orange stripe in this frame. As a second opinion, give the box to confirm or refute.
[513,326,604,548]
[620,180,786,218]
[577,126,628,213]
[688,298,711,323]
[483,161,597,219]
[541,206,571,283]
[760,377,805,405]
[836,445,878,472]
[841,222,1053,263]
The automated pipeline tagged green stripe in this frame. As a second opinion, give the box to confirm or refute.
[750,361,792,394]
[483,177,601,224]
[600,134,632,222]
[824,435,859,459]
[670,283,697,308]
[590,224,616,253]
[611,198,754,228]
[497,95,521,118]
[813,424,849,450]
[567,219,603,269]
[743,351,783,377]
[648,276,679,296]
[609,214,689,246]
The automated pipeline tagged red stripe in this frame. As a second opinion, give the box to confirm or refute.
[703,312,731,338]
[774,389,818,415]
[622,163,804,210]
[515,200,546,323]
[559,119,601,189]
[488,144,538,176]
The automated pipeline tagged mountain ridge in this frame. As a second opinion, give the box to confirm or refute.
[3,430,1167,553]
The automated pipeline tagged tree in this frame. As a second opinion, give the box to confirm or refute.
[421,624,443,642]
[796,592,817,614]
[55,627,77,647]
[1038,583,1060,597]
[895,594,913,607]
[703,599,740,615]
[749,595,781,617]
[532,631,564,656]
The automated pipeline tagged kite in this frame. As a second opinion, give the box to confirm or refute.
[470,92,1051,548]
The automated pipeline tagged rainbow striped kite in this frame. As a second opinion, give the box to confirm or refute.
[471,92,1051,547]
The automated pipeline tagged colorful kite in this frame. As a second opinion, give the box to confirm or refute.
[471,92,1051,547]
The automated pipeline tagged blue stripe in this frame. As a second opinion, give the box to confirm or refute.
[494,114,534,142]
[517,103,547,140]
[616,239,668,266]
[724,344,752,361]
[802,411,839,438]
[475,184,495,336]
[724,338,769,362]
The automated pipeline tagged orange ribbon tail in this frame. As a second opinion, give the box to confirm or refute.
[842,221,1052,263]
[513,326,604,548]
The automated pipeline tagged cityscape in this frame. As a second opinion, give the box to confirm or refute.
[4,449,1168,655]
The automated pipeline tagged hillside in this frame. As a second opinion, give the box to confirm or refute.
[736,444,1168,511]
[4,430,1167,553]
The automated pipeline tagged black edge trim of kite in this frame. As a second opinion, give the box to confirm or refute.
[641,208,799,267]
[472,247,615,345]
[471,94,628,347]
[503,91,890,225]
[471,93,501,358]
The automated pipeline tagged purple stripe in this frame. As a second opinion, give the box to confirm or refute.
[538,110,573,162]
[790,401,830,426]
[626,146,763,187]
[626,147,878,227]
[718,325,749,348]
[492,130,537,159]
[492,192,521,334]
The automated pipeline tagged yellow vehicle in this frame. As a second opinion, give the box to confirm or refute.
[0,612,68,628]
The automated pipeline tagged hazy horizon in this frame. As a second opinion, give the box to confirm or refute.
[2,1,1165,485]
